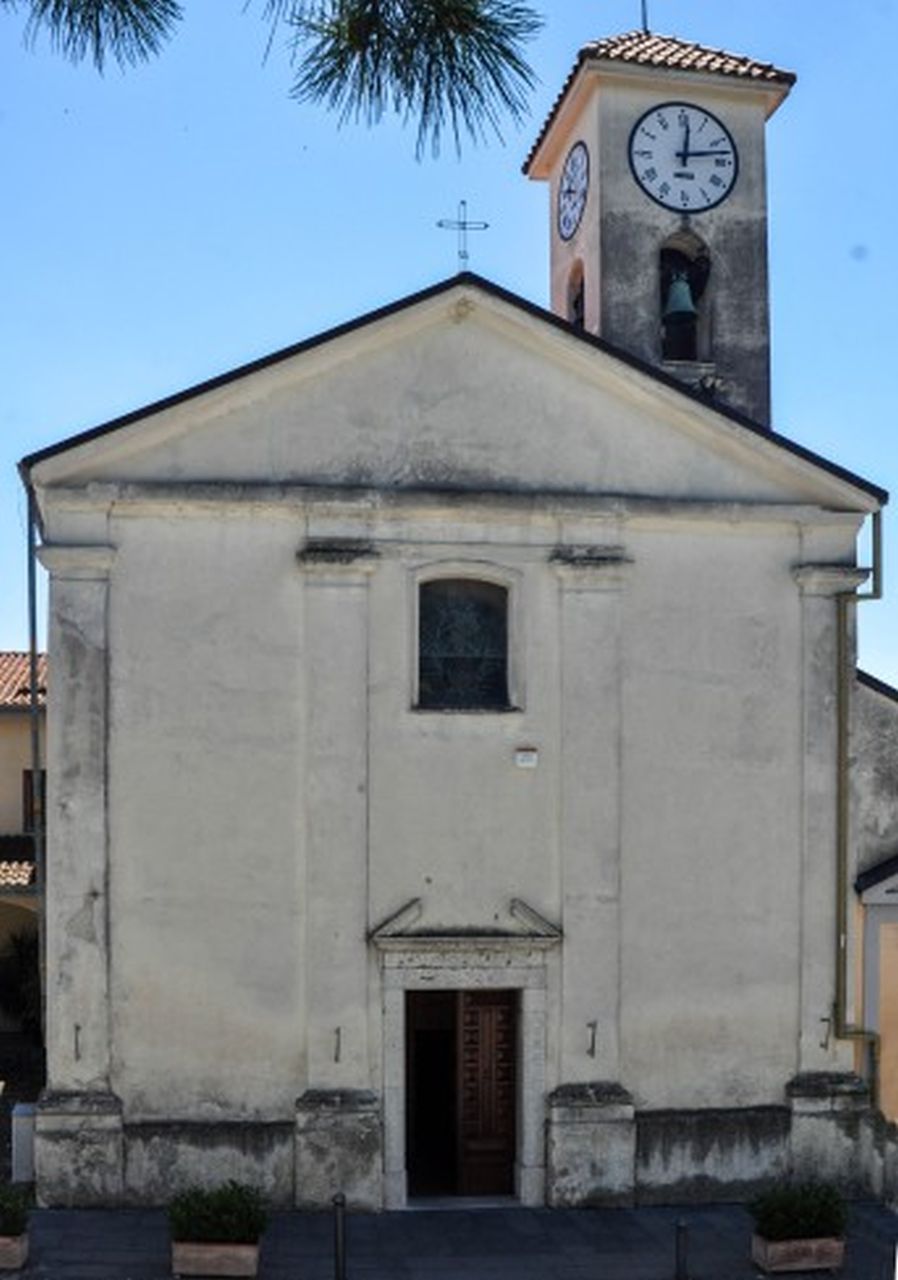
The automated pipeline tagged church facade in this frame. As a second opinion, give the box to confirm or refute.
[21,32,898,1208]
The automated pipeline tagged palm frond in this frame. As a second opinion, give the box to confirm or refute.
[22,0,182,70]
[287,0,542,156]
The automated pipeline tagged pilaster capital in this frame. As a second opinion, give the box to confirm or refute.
[550,546,632,591]
[792,564,869,597]
[297,539,379,584]
[37,544,116,581]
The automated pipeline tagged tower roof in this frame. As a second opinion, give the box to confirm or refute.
[524,30,796,174]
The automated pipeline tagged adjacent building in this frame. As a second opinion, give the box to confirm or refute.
[0,652,43,983]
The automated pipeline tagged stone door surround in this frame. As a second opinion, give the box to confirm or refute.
[376,937,555,1209]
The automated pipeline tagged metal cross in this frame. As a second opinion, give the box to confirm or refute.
[437,200,489,273]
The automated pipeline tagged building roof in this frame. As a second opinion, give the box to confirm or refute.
[0,860,36,890]
[0,838,36,890]
[857,668,898,705]
[524,30,796,174]
[856,852,898,896]
[19,274,887,509]
[0,653,46,709]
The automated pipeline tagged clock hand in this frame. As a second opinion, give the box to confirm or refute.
[681,148,732,158]
[677,116,691,166]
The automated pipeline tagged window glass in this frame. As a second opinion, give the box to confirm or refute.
[418,579,509,710]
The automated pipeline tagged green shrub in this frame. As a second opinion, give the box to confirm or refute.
[750,1181,846,1241]
[0,1184,31,1237]
[169,1181,268,1244]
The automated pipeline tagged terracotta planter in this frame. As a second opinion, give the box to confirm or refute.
[0,1233,28,1271]
[751,1233,845,1273]
[171,1239,260,1277]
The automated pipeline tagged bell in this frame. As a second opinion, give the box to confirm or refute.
[663,271,697,321]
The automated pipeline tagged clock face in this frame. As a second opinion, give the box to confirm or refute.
[628,102,738,213]
[557,141,589,240]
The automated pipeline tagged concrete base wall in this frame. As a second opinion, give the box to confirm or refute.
[35,1074,897,1209]
[636,1107,790,1204]
[124,1121,295,1206]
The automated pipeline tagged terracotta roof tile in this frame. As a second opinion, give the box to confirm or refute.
[0,861,36,889]
[524,31,796,173]
[580,31,795,83]
[0,653,46,709]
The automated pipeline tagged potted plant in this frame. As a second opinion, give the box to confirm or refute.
[169,1180,268,1278]
[0,1184,31,1270]
[749,1181,846,1273]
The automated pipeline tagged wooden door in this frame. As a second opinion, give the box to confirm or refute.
[457,990,516,1195]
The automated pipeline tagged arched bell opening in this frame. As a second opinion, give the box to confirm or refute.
[659,230,711,363]
[567,260,585,330]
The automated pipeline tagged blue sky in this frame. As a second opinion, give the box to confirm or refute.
[3,0,897,681]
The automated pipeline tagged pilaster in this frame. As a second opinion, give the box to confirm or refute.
[37,545,116,1092]
[298,542,377,1089]
[553,548,631,1084]
[793,564,866,1072]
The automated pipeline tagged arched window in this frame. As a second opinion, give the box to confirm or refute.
[418,579,509,710]
[660,229,711,363]
[567,261,585,330]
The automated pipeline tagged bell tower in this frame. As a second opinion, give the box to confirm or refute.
[524,32,794,426]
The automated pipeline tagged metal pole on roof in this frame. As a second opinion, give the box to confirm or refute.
[641,1,649,32]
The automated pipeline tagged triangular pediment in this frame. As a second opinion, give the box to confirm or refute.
[23,276,883,515]
[368,896,562,945]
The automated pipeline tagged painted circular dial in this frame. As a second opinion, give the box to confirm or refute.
[628,102,738,212]
[557,141,589,240]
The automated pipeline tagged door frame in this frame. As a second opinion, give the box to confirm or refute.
[378,938,555,1208]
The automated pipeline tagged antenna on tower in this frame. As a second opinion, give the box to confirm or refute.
[437,200,489,273]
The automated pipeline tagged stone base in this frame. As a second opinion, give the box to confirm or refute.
[29,1076,880,1210]
[35,1090,124,1206]
[295,1089,382,1210]
[515,1160,545,1206]
[546,1082,635,1207]
[788,1072,871,1195]
[382,1168,406,1211]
